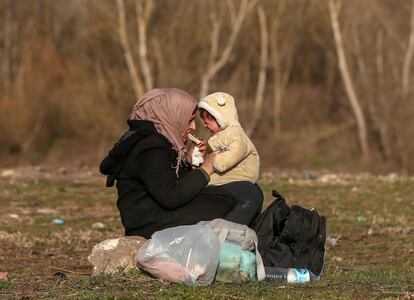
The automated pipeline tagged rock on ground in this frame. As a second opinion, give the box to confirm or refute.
[88,236,146,275]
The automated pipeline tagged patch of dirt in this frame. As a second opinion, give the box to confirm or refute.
[0,165,105,184]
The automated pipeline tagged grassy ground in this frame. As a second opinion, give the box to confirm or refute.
[0,169,413,299]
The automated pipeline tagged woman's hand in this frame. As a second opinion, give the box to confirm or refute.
[201,150,220,175]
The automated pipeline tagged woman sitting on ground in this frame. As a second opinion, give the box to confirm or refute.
[100,88,263,238]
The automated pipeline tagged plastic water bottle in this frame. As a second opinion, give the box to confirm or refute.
[264,267,319,283]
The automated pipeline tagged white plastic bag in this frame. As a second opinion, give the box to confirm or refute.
[137,224,220,286]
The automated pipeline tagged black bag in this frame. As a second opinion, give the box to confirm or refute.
[251,190,326,276]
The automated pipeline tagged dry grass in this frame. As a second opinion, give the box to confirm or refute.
[0,168,413,299]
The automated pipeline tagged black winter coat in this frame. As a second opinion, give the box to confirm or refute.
[100,120,237,238]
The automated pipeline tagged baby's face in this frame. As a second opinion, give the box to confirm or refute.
[200,111,220,135]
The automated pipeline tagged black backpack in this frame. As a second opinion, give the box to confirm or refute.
[251,190,326,276]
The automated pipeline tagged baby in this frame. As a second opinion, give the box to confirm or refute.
[197,92,260,186]
[196,92,262,226]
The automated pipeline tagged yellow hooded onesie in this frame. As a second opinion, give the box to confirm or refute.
[198,92,260,186]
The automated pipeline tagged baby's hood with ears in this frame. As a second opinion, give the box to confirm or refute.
[198,92,239,129]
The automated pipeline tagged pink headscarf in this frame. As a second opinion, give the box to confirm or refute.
[130,88,197,174]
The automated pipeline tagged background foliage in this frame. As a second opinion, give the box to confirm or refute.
[1,0,414,173]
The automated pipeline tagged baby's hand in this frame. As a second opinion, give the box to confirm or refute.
[187,133,207,156]
[198,140,207,157]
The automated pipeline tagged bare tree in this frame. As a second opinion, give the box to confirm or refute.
[136,0,154,91]
[329,0,370,161]
[152,37,165,84]
[373,29,392,159]
[402,0,414,99]
[2,0,13,97]
[199,0,258,98]
[116,0,144,98]
[270,1,293,137]
[247,5,268,136]
[225,0,236,26]
[352,19,392,161]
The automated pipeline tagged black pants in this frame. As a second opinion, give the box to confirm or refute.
[221,181,264,226]
[124,185,237,239]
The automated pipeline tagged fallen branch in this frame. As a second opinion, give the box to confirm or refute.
[45,264,91,276]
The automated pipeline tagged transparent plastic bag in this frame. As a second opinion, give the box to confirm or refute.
[137,224,220,286]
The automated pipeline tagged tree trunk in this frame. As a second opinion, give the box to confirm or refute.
[116,0,144,99]
[247,6,268,136]
[3,0,13,97]
[271,21,292,138]
[136,0,154,91]
[402,0,414,100]
[328,0,370,162]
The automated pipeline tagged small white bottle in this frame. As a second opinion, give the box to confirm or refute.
[264,267,319,283]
